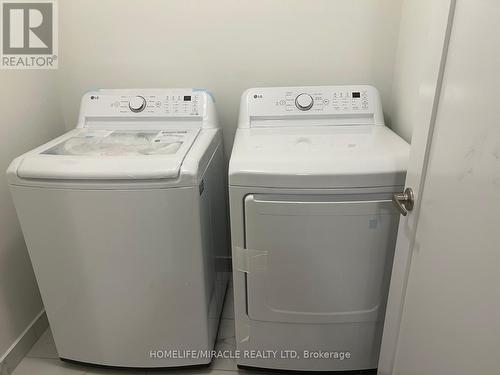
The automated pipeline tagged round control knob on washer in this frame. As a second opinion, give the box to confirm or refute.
[295,93,314,111]
[128,96,146,112]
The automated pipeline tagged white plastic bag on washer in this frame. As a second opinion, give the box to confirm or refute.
[43,130,183,156]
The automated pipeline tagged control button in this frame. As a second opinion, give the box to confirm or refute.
[323,99,330,105]
[295,93,314,111]
[129,96,146,112]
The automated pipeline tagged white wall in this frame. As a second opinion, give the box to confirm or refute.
[0,72,65,357]
[57,0,403,151]
[388,0,434,142]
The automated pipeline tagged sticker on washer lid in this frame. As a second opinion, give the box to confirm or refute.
[233,246,268,273]
[152,130,186,144]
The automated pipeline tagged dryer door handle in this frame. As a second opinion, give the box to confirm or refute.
[392,187,415,216]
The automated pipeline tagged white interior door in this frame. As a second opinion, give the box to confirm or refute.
[380,1,500,374]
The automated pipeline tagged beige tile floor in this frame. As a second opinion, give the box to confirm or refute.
[13,286,239,375]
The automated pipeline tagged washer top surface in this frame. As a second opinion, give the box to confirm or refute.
[15,128,200,181]
[7,89,220,187]
[44,129,194,157]
[229,125,409,189]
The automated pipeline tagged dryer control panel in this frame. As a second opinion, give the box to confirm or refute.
[240,85,384,128]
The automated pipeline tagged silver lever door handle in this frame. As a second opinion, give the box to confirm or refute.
[392,187,415,216]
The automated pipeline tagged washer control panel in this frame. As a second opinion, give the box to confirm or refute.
[81,90,204,118]
[77,89,218,129]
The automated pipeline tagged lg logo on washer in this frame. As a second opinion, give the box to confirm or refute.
[1,0,58,69]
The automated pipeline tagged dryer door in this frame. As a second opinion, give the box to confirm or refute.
[243,193,399,324]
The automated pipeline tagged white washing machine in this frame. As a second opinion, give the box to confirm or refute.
[7,89,229,369]
[229,86,409,372]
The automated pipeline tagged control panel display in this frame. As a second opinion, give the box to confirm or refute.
[243,86,381,127]
[85,93,202,117]
[252,88,370,113]
[245,86,377,123]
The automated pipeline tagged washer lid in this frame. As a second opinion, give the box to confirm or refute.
[16,128,199,180]
[228,126,409,189]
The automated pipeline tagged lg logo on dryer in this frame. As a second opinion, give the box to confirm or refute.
[1,0,58,69]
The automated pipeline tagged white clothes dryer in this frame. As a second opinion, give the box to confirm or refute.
[228,85,409,372]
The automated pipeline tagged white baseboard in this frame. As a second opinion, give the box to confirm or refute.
[0,310,48,375]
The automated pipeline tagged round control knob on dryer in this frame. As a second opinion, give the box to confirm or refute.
[295,93,314,111]
[129,96,146,112]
